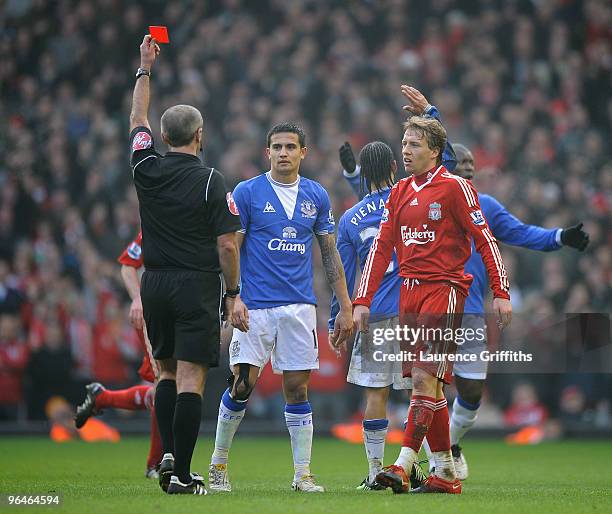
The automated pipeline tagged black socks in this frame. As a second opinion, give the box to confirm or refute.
[154,379,177,455]
[173,392,203,483]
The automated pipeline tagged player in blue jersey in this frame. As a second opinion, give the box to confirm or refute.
[209,122,354,493]
[341,86,589,482]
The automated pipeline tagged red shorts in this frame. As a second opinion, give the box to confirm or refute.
[399,279,465,384]
[137,327,158,383]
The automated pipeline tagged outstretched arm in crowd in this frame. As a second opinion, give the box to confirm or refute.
[129,35,160,132]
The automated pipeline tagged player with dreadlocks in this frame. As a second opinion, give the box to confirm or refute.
[329,141,428,491]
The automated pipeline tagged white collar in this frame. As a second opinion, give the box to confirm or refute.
[411,165,443,192]
[266,171,300,188]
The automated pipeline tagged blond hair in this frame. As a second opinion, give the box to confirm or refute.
[403,116,447,164]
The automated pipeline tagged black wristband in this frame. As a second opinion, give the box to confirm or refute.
[225,287,240,298]
[135,67,151,80]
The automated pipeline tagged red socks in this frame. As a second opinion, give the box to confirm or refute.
[402,395,436,450]
[146,409,163,469]
[95,385,152,410]
[426,398,450,452]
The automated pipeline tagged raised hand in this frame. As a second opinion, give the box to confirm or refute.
[400,85,429,116]
[339,142,356,174]
[140,34,160,70]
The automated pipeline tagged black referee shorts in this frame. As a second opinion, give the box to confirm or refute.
[141,269,222,366]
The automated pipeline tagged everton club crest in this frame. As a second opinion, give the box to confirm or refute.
[428,202,442,221]
[301,200,317,219]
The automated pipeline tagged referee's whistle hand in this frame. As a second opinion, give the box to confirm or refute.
[129,296,144,330]
[229,295,249,332]
[353,305,370,333]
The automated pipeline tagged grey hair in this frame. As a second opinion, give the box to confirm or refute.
[160,105,203,147]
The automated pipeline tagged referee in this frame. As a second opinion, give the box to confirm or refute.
[129,35,241,496]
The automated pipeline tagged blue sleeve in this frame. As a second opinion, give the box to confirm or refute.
[232,181,250,232]
[328,216,357,331]
[343,167,363,199]
[424,104,457,172]
[314,186,335,235]
[481,194,562,251]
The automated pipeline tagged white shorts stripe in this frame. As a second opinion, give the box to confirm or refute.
[439,286,457,379]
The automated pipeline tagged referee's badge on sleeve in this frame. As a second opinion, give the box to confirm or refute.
[227,192,240,216]
[132,131,152,152]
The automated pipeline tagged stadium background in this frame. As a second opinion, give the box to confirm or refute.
[0,0,610,440]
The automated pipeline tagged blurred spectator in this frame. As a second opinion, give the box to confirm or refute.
[26,317,75,420]
[92,298,140,387]
[558,384,588,426]
[504,382,549,428]
[0,314,29,420]
[0,259,24,315]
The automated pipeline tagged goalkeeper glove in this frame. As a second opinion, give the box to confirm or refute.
[561,222,589,251]
[339,141,356,174]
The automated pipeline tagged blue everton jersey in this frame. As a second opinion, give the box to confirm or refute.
[233,172,335,310]
[465,193,562,313]
[329,188,400,330]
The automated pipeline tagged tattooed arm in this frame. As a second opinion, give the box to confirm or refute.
[317,233,354,349]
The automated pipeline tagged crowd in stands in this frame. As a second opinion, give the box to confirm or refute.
[1,0,610,427]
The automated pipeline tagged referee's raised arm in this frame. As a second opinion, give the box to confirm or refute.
[128,34,241,496]
[130,35,159,132]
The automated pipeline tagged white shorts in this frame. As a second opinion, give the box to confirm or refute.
[229,303,319,372]
[347,316,412,390]
[453,314,488,380]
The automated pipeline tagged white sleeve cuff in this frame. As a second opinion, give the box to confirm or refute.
[555,228,563,246]
[343,165,361,178]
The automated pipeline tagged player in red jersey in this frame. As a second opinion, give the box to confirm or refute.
[353,114,512,494]
[75,231,163,479]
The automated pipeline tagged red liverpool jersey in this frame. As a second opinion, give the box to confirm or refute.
[117,231,144,268]
[355,165,510,306]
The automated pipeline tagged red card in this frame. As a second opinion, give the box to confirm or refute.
[149,26,169,44]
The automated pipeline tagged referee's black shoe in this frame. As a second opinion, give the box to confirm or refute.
[74,382,104,429]
[167,474,208,495]
[158,454,175,492]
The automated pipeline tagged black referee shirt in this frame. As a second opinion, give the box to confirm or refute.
[130,126,241,273]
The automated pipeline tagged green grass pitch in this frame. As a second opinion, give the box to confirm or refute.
[1,436,611,513]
